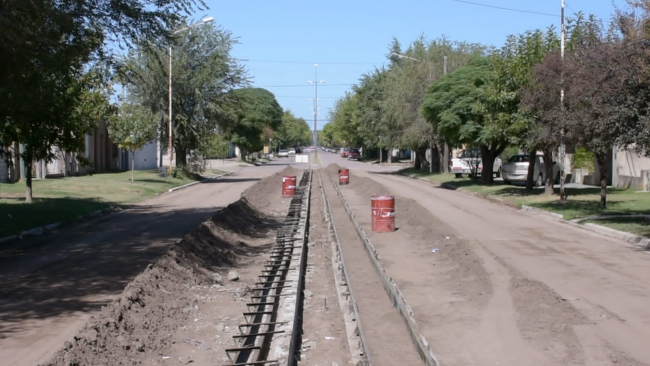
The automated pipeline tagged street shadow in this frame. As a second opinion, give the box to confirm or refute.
[201,177,262,184]
[0,197,109,238]
[0,196,283,340]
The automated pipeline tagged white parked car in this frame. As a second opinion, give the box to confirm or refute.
[278,149,289,158]
[288,148,296,155]
[502,154,560,186]
[450,148,502,178]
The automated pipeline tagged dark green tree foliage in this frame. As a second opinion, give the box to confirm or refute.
[275,111,312,148]
[421,57,507,184]
[1,0,205,202]
[122,23,247,167]
[222,88,283,157]
[328,93,363,148]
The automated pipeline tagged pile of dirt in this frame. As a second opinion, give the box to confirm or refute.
[45,167,298,366]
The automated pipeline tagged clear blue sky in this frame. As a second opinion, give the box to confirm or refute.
[200,0,625,133]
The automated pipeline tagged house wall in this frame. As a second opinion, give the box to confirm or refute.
[612,148,650,189]
[124,141,157,170]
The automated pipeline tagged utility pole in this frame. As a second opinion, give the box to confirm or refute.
[308,64,323,161]
[559,0,567,200]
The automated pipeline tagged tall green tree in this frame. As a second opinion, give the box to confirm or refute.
[1,0,205,202]
[275,111,312,148]
[221,88,283,159]
[421,57,507,184]
[108,103,157,182]
[122,22,247,167]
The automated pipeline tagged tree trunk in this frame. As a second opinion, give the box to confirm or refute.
[480,146,495,185]
[131,149,135,182]
[414,147,427,170]
[525,149,536,191]
[442,142,450,173]
[176,147,187,167]
[597,152,608,209]
[24,148,33,203]
[387,148,392,164]
[542,149,555,195]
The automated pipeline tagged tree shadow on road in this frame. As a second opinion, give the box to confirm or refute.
[0,197,282,340]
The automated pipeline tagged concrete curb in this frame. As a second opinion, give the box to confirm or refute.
[167,172,232,193]
[402,173,650,250]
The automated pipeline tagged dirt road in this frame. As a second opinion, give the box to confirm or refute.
[320,152,650,365]
[0,163,286,366]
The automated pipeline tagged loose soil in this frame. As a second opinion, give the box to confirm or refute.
[45,167,302,366]
[326,164,591,366]
[322,167,423,366]
[297,175,350,365]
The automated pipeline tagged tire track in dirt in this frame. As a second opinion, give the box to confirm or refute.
[329,165,591,366]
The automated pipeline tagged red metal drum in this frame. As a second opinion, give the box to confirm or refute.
[282,175,297,198]
[339,168,350,185]
[371,195,395,233]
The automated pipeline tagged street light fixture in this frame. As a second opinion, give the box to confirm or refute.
[168,16,214,176]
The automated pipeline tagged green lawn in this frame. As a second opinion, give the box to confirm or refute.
[400,169,650,233]
[0,170,215,237]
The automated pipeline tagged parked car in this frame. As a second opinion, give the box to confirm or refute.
[450,148,502,178]
[347,148,361,160]
[278,149,289,158]
[501,154,560,186]
[288,148,296,155]
[340,148,349,158]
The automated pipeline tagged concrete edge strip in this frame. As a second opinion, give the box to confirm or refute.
[327,173,439,366]
[405,174,650,251]
[318,172,371,366]
[168,172,232,192]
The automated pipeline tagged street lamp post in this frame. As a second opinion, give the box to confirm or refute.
[308,64,324,160]
[168,16,214,176]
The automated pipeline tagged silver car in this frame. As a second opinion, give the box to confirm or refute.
[502,154,560,186]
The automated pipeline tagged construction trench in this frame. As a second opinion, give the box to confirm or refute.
[38,163,650,366]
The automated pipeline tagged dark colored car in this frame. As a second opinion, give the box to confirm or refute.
[347,148,361,160]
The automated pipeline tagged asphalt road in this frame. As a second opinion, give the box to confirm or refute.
[0,162,286,366]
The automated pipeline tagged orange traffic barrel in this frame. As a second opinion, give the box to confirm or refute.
[282,175,297,198]
[371,195,395,232]
[339,168,350,185]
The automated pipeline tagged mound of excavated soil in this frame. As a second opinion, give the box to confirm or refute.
[45,167,298,366]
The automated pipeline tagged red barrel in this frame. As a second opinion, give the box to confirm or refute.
[371,196,395,233]
[339,168,350,185]
[282,175,297,198]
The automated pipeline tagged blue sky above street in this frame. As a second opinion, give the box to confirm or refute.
[201,0,626,133]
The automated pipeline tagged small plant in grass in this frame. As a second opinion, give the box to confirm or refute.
[108,103,156,182]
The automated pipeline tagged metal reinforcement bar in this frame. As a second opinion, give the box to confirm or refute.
[326,173,439,366]
[224,170,312,366]
[318,172,370,366]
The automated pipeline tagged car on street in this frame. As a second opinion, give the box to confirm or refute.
[450,148,502,178]
[278,149,289,158]
[347,148,361,160]
[288,148,296,155]
[340,148,349,158]
[502,154,560,186]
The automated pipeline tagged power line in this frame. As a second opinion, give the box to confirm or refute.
[242,58,380,65]
[450,0,559,17]
[275,95,338,99]
[255,84,353,87]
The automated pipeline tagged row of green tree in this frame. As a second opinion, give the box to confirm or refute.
[325,2,650,208]
[1,0,310,202]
